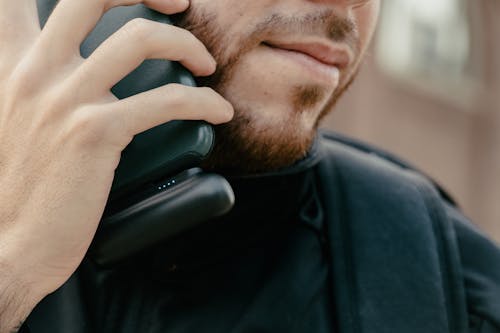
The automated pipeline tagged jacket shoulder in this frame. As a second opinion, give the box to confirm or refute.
[318,130,456,204]
[318,130,500,332]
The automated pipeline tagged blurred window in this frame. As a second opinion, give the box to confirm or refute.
[375,0,480,107]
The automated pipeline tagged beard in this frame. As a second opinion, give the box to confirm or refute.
[174,8,359,175]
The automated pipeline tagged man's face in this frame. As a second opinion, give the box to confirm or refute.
[176,0,380,174]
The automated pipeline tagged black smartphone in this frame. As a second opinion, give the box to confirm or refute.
[37,2,235,266]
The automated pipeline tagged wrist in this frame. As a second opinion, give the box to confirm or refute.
[0,257,43,333]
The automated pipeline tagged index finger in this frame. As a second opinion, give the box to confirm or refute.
[38,0,191,62]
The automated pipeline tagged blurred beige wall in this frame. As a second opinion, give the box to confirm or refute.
[321,0,500,242]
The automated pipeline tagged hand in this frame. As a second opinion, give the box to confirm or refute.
[0,0,233,330]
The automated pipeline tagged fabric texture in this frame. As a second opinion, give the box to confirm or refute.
[24,131,500,332]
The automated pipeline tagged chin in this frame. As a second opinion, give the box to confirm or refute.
[201,103,318,176]
[199,68,332,175]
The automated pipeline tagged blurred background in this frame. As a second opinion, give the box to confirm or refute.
[322,0,500,242]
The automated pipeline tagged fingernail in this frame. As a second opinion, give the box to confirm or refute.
[204,57,216,75]
[225,103,235,120]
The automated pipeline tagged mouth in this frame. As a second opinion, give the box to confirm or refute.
[261,40,349,86]
[262,40,352,69]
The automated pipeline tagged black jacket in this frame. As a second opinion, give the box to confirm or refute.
[24,131,500,332]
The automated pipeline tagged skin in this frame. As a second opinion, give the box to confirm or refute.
[177,0,380,173]
[0,0,379,331]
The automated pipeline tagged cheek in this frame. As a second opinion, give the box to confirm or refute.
[189,0,260,31]
[188,0,261,59]
[340,2,379,84]
[219,48,291,117]
[219,47,331,130]
[353,2,380,50]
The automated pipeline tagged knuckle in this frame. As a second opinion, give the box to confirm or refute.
[64,107,132,149]
[179,29,205,51]
[5,61,37,97]
[164,25,200,49]
[201,86,216,95]
[121,18,152,41]
[200,87,221,101]
[177,27,197,43]
[104,0,141,12]
[63,108,107,146]
[2,50,52,102]
[164,84,189,106]
[41,87,72,114]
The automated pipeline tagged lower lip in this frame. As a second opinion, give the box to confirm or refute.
[262,44,340,85]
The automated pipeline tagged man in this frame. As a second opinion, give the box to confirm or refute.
[0,0,498,332]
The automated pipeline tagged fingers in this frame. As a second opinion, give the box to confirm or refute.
[142,0,190,13]
[104,84,234,136]
[38,0,190,62]
[74,19,215,96]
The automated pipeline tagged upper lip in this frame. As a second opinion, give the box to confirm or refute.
[263,39,352,69]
